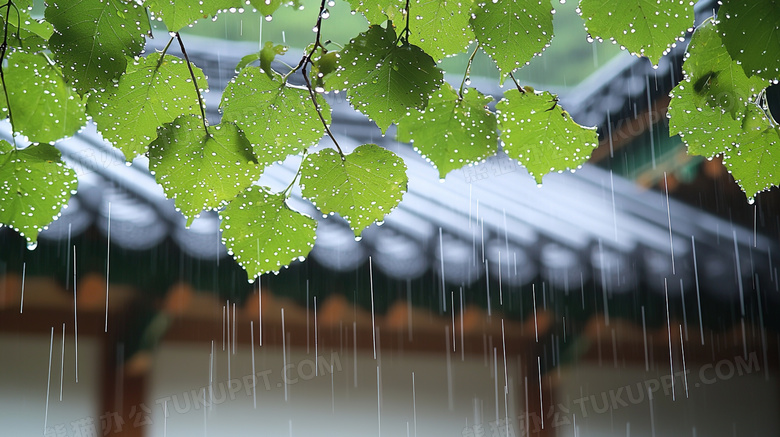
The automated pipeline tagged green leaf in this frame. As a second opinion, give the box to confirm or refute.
[470,0,554,76]
[249,0,285,17]
[397,83,497,179]
[668,21,777,201]
[668,20,769,155]
[677,20,768,118]
[719,106,780,201]
[718,0,780,81]
[6,0,32,11]
[668,78,743,159]
[300,144,408,236]
[88,53,207,160]
[235,42,289,73]
[670,89,780,201]
[496,88,598,184]
[325,24,442,133]
[147,0,241,32]
[1,5,54,53]
[0,142,78,246]
[221,67,329,169]
[385,0,475,60]
[220,186,317,278]
[346,0,399,24]
[149,116,259,225]
[46,0,150,94]
[0,52,87,143]
[578,0,695,65]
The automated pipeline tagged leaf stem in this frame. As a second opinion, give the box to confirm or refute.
[508,72,525,94]
[282,150,308,197]
[458,43,480,99]
[757,89,777,128]
[155,36,175,70]
[175,33,208,134]
[0,0,18,148]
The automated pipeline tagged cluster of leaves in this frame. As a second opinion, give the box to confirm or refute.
[668,2,780,203]
[0,0,777,279]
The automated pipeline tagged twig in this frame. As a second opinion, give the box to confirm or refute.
[296,0,344,159]
[175,33,208,133]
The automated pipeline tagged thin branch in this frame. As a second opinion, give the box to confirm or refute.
[301,64,343,159]
[458,43,480,99]
[175,33,209,134]
[289,0,328,77]
[1,0,18,148]
[295,0,344,159]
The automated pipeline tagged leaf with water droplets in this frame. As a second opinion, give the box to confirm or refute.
[221,67,329,170]
[300,144,408,236]
[249,0,284,16]
[397,83,497,179]
[674,20,768,118]
[5,0,32,10]
[45,0,150,95]
[221,186,317,278]
[149,116,259,225]
[0,52,86,143]
[718,0,780,81]
[718,106,780,200]
[345,0,399,24]
[668,77,743,158]
[87,53,207,161]
[1,4,53,53]
[672,97,780,201]
[668,19,769,156]
[147,0,241,32]
[496,88,598,184]
[325,24,442,133]
[0,141,77,246]
[668,21,776,200]
[385,0,475,61]
[470,0,554,76]
[578,0,694,65]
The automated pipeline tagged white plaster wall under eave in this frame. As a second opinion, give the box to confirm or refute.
[147,341,520,437]
[0,333,100,436]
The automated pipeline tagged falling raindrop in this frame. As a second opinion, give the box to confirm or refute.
[19,262,25,314]
[44,327,54,435]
